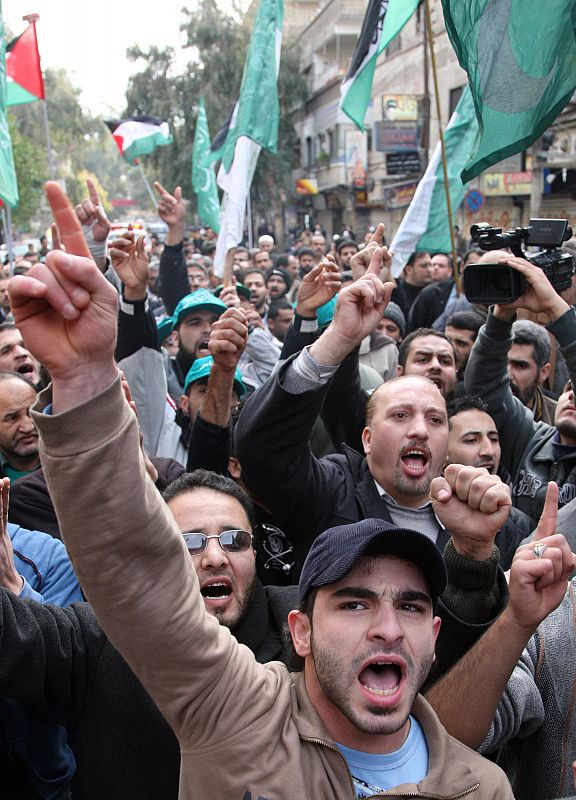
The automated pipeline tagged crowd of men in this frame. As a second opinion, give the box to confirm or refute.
[0,177,575,799]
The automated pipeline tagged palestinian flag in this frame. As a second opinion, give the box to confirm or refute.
[105,116,172,164]
[6,22,44,106]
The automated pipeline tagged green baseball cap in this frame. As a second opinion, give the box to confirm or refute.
[213,283,252,302]
[183,356,246,399]
[156,316,174,344]
[172,289,227,331]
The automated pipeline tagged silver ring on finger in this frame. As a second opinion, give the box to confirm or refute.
[533,543,548,559]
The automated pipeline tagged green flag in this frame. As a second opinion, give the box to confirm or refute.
[390,87,478,274]
[442,0,576,183]
[0,4,19,208]
[340,0,419,130]
[207,0,283,172]
[192,98,220,232]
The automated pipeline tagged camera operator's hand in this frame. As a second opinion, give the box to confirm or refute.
[494,256,571,322]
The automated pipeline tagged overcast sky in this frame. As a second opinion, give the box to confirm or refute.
[4,1,193,116]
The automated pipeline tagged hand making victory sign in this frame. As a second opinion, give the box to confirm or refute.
[8,182,119,412]
[309,246,394,366]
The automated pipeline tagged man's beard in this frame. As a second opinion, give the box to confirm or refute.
[311,636,434,735]
[1,440,39,468]
[177,343,195,376]
[556,417,576,444]
[392,466,433,498]
[221,573,257,630]
[510,378,538,407]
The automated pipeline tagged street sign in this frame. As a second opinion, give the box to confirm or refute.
[386,151,421,176]
[383,180,419,209]
[481,172,532,196]
[375,121,419,152]
[464,189,485,212]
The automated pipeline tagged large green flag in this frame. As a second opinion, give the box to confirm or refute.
[211,0,284,275]
[192,98,220,232]
[0,3,18,208]
[340,0,420,130]
[207,0,283,172]
[390,87,478,275]
[442,0,576,183]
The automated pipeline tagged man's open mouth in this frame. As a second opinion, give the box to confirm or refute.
[400,445,430,477]
[17,363,34,377]
[476,461,495,473]
[197,339,210,355]
[426,375,444,390]
[358,658,405,697]
[200,578,232,600]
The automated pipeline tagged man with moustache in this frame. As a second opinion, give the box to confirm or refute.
[507,319,556,424]
[445,395,532,556]
[397,329,457,399]
[236,247,517,573]
[0,372,40,480]
[161,289,227,403]
[446,396,502,476]
[0,324,41,387]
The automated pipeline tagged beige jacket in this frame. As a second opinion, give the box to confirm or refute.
[34,377,514,799]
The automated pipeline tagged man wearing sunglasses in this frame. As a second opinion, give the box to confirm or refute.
[0,468,297,799]
[164,471,262,630]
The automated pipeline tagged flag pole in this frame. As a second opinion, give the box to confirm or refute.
[137,161,158,209]
[42,101,56,179]
[223,247,236,287]
[424,0,459,293]
[3,207,14,275]
[246,187,253,249]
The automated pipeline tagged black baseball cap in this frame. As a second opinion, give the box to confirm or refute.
[298,518,447,606]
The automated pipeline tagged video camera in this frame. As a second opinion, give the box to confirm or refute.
[463,218,574,304]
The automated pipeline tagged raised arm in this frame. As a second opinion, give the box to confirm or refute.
[425,482,575,748]
[426,465,514,684]
[187,307,248,473]
[465,258,574,473]
[110,228,159,361]
[155,183,190,314]
[9,182,275,748]
[235,248,394,546]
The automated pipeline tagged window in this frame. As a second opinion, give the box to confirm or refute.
[415,1,424,34]
[448,86,464,120]
[328,128,336,157]
[386,34,402,57]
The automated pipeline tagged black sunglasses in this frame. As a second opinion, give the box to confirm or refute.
[182,529,253,555]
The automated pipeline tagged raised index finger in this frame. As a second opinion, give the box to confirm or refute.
[86,177,100,207]
[367,223,385,247]
[533,481,559,541]
[45,182,91,259]
[154,181,170,199]
[365,247,383,277]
